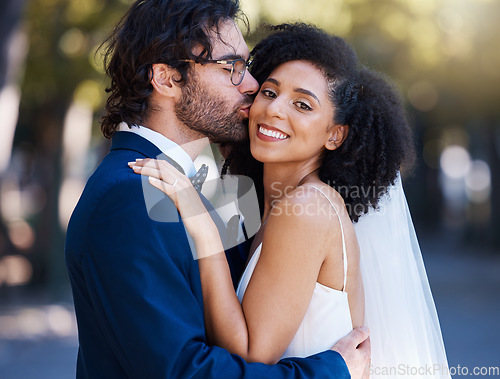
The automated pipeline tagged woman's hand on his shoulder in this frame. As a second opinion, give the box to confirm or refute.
[128,158,217,245]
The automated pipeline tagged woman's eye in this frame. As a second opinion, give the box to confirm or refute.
[261,89,276,98]
[296,101,312,111]
[223,68,232,73]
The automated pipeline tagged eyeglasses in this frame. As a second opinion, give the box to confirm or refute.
[181,58,252,86]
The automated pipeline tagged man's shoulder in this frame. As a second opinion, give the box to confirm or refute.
[74,147,184,226]
[67,150,145,229]
[88,151,142,200]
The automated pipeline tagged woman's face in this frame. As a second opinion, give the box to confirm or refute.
[248,60,336,165]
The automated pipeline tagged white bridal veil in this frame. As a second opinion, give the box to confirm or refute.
[354,174,451,378]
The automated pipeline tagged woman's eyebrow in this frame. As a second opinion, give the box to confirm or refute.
[264,77,321,104]
[264,77,280,86]
[294,87,320,104]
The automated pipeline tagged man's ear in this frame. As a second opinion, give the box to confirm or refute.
[325,125,349,151]
[150,63,183,99]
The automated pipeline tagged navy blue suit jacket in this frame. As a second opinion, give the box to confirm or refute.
[65,132,349,378]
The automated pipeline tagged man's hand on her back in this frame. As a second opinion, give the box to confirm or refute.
[332,327,370,379]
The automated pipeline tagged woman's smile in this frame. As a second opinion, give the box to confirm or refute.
[256,124,290,141]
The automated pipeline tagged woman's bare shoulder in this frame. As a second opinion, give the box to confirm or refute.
[266,181,345,236]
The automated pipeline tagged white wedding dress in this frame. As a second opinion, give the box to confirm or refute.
[236,185,353,359]
[235,178,451,378]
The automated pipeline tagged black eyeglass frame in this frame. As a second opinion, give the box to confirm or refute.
[180,58,252,86]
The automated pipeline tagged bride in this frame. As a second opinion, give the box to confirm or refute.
[130,23,450,378]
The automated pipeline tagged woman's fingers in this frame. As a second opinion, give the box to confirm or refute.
[128,158,177,174]
[128,158,213,243]
[128,158,175,176]
[128,159,189,188]
[148,176,175,196]
[132,164,170,182]
[128,158,163,168]
[127,158,200,212]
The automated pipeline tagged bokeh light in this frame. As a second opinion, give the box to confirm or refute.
[0,85,21,173]
[407,80,439,112]
[406,0,438,15]
[7,219,35,251]
[465,160,491,204]
[381,10,410,41]
[0,305,77,340]
[46,305,77,337]
[59,28,86,57]
[440,145,471,180]
[58,178,86,230]
[73,80,104,111]
[0,255,33,286]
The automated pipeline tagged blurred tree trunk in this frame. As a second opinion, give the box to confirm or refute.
[21,40,68,295]
[10,0,70,294]
[0,0,26,296]
[0,1,25,232]
[36,103,67,295]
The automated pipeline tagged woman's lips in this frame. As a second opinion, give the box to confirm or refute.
[256,124,290,141]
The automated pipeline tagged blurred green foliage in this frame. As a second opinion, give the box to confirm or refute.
[19,0,129,134]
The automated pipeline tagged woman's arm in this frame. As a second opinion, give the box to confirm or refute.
[129,159,251,356]
[129,160,341,363]
[238,191,340,363]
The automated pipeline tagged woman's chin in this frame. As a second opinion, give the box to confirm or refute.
[249,147,282,164]
[249,144,267,163]
[248,144,274,163]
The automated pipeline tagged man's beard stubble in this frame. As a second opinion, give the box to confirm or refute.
[175,74,251,144]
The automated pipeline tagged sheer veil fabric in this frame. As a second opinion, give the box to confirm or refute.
[354,174,451,378]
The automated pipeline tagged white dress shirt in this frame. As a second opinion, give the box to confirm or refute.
[118,122,196,177]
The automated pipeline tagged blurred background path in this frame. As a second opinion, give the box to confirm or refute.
[420,234,500,375]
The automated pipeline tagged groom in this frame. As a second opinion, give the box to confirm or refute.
[65,0,370,377]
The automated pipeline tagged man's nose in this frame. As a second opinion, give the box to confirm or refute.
[239,71,259,95]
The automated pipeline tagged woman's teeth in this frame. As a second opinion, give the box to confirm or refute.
[259,126,289,139]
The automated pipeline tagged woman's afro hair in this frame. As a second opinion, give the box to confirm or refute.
[224,23,415,222]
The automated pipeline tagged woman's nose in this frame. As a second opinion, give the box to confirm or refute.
[266,97,286,119]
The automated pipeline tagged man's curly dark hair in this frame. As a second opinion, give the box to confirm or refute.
[224,23,415,222]
[99,0,244,139]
